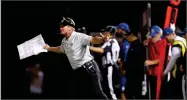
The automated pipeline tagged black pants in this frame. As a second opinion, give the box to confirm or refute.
[125,76,143,99]
[147,75,157,99]
[73,60,108,99]
[160,71,183,99]
[172,70,183,99]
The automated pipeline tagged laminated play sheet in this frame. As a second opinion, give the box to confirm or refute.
[17,34,47,60]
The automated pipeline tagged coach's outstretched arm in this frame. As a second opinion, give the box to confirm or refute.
[44,44,63,53]
[89,46,104,54]
[79,32,105,45]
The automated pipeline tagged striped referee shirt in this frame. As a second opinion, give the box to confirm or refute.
[101,38,120,66]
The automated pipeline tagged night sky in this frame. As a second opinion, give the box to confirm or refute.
[2,1,186,98]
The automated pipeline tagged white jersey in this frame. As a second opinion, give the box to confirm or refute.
[101,38,120,66]
[60,31,94,70]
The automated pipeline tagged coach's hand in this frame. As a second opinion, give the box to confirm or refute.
[43,44,62,53]
[144,60,151,66]
[100,32,107,41]
[179,65,184,72]
[162,74,165,81]
[44,44,50,50]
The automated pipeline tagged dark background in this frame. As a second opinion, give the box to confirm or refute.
[2,1,186,98]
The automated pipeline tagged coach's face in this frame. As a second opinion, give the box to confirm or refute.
[152,32,162,43]
[165,33,175,43]
[60,25,70,35]
[117,28,122,33]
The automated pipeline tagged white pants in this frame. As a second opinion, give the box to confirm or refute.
[106,66,117,100]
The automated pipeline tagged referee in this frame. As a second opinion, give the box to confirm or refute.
[44,17,108,99]
[89,26,120,100]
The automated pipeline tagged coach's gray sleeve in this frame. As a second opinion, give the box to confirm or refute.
[164,47,181,75]
[59,44,65,53]
[80,33,93,46]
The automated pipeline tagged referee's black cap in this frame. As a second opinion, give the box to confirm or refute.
[105,25,117,35]
[60,17,75,28]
